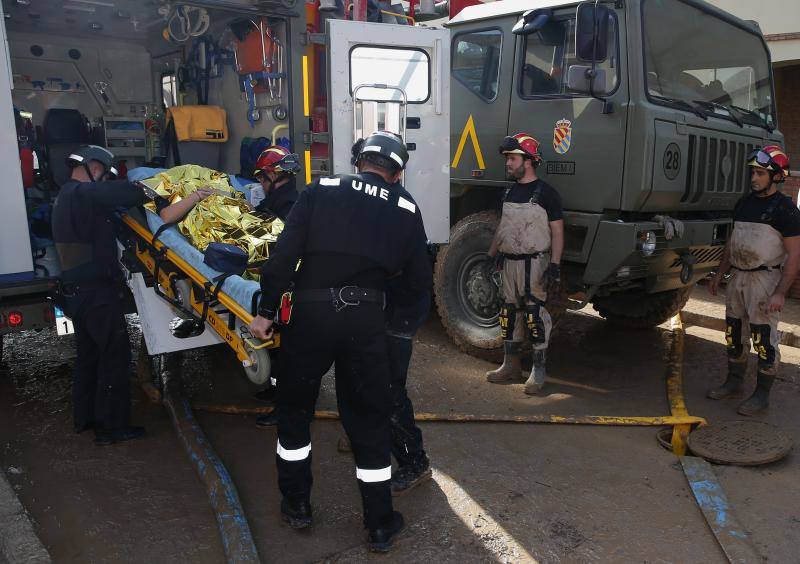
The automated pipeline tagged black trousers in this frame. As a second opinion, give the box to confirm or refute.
[276,300,393,530]
[67,293,132,432]
[387,334,425,467]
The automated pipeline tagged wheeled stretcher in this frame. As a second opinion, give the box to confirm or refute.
[117,167,278,385]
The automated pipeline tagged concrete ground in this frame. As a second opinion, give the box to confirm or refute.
[1,285,799,563]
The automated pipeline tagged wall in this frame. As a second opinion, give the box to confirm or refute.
[774,65,800,169]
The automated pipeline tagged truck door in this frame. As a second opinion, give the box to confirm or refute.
[0,6,34,281]
[326,20,450,244]
[507,4,629,257]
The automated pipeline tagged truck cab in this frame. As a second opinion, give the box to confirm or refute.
[437,0,782,357]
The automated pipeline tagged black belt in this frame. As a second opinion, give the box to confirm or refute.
[732,264,781,272]
[57,278,118,297]
[504,251,549,261]
[292,286,384,312]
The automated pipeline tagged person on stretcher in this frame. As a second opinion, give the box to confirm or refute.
[146,184,214,223]
[139,164,282,267]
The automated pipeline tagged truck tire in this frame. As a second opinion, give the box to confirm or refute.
[591,286,693,328]
[434,211,503,361]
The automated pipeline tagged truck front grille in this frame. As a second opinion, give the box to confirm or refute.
[669,246,725,268]
[682,136,755,203]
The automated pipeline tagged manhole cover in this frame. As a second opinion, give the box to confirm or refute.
[687,420,793,466]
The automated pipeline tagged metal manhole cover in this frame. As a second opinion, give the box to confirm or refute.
[687,420,793,466]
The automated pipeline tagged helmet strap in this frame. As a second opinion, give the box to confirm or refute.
[83,163,97,183]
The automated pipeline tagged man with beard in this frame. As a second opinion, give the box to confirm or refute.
[485,133,564,395]
[707,145,800,415]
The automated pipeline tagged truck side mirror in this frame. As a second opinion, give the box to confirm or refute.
[566,65,607,93]
[512,8,553,36]
[576,3,610,62]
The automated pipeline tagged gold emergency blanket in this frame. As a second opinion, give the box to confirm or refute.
[141,165,283,272]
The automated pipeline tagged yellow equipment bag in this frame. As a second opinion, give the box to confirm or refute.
[166,105,229,143]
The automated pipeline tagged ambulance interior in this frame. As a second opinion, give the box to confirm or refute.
[2,0,308,279]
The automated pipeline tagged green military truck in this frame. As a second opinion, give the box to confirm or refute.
[434,0,783,357]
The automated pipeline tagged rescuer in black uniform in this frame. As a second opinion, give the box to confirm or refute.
[249,131,431,552]
[51,145,147,446]
[250,146,302,419]
[253,145,301,221]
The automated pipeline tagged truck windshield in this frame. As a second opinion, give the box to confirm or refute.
[642,0,775,130]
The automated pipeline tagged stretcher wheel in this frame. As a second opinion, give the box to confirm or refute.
[242,341,271,385]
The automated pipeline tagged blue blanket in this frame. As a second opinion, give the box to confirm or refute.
[128,167,262,314]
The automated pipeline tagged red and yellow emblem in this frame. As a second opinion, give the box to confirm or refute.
[553,118,572,155]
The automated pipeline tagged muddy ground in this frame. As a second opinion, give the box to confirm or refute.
[1,309,799,563]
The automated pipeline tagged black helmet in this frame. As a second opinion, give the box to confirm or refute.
[67,145,118,180]
[353,131,409,171]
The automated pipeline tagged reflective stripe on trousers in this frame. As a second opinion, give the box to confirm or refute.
[356,466,392,483]
[277,440,311,462]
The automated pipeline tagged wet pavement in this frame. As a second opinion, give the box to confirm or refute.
[1,309,800,563]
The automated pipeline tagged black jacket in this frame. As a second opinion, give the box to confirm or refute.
[258,172,431,315]
[256,177,298,221]
[52,179,145,284]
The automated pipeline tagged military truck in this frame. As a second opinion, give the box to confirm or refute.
[434,0,783,357]
[0,0,782,364]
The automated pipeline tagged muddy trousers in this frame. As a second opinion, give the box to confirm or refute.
[275,301,394,530]
[725,269,782,374]
[68,297,132,432]
[500,257,553,349]
[387,335,425,467]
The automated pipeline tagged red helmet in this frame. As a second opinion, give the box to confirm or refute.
[254,146,301,177]
[747,145,790,181]
[499,133,541,161]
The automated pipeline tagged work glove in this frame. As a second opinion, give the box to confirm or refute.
[543,262,561,295]
[488,253,504,288]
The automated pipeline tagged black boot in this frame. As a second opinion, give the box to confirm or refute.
[94,426,145,446]
[253,386,276,404]
[391,455,431,497]
[255,411,278,428]
[707,360,745,400]
[280,498,312,529]
[737,370,775,416]
[368,511,405,553]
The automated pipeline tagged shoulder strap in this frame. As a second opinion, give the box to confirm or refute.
[761,193,785,223]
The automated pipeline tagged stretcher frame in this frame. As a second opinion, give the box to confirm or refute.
[118,213,279,377]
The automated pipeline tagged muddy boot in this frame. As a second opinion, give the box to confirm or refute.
[737,371,775,416]
[337,436,352,453]
[707,361,745,400]
[280,498,313,529]
[486,341,522,383]
[524,349,547,395]
[391,455,431,497]
[368,511,405,553]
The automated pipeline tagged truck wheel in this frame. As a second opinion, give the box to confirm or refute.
[591,286,693,328]
[434,211,503,361]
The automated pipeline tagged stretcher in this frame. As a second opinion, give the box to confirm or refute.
[117,167,278,385]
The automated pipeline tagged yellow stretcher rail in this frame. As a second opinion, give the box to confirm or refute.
[119,214,278,364]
